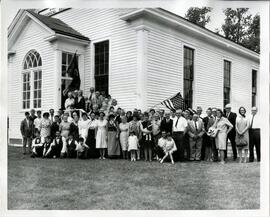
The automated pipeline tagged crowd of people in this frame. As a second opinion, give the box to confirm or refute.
[20,87,261,164]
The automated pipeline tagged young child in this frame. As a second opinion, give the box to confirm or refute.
[76,137,89,159]
[160,133,177,164]
[128,131,139,161]
[66,134,78,158]
[31,131,44,158]
[42,136,52,158]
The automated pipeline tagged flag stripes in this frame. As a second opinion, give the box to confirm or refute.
[161,92,186,111]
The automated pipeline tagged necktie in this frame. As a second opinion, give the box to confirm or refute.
[250,115,254,129]
[175,117,179,128]
[194,121,198,131]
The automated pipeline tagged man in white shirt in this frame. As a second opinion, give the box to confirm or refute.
[64,92,75,109]
[249,107,260,162]
[33,110,42,133]
[172,109,188,162]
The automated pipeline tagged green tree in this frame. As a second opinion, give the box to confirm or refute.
[221,8,252,43]
[221,8,259,52]
[242,14,260,53]
[185,7,212,27]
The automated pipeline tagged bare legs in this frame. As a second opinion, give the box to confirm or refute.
[220,150,225,164]
[99,148,106,159]
[238,148,248,163]
[160,152,174,164]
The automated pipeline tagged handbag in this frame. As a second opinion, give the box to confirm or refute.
[236,135,247,147]
[207,127,218,138]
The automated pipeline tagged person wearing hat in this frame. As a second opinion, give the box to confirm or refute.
[107,113,121,158]
[95,110,108,159]
[172,109,188,162]
[224,103,237,160]
[78,112,90,140]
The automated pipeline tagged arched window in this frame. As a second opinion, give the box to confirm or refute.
[22,50,42,109]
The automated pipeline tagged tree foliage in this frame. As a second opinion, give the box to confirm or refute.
[185,7,212,27]
[221,8,260,53]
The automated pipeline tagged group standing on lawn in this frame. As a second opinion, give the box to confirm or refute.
[20,87,261,164]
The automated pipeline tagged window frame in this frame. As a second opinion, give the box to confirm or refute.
[21,50,42,110]
[93,40,110,95]
[252,69,257,107]
[183,45,195,109]
[223,60,231,108]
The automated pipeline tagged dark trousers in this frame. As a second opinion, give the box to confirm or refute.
[184,134,190,160]
[249,129,260,162]
[172,132,185,161]
[225,131,237,159]
[212,138,218,161]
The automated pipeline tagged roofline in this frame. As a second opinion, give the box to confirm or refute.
[158,8,259,54]
[120,8,259,60]
[44,33,90,45]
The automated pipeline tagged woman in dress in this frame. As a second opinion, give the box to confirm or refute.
[235,106,249,163]
[119,116,130,159]
[70,111,79,141]
[213,109,233,164]
[39,112,51,139]
[79,112,90,140]
[59,113,71,139]
[95,111,108,159]
[86,112,98,158]
[107,114,121,158]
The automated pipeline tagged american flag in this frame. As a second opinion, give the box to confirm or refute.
[161,92,186,111]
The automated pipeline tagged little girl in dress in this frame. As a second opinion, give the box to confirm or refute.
[160,133,177,164]
[128,131,139,161]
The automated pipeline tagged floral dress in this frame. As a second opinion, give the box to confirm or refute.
[119,122,129,151]
[39,118,51,138]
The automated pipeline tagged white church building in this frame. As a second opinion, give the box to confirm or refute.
[8,8,260,141]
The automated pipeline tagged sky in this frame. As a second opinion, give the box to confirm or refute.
[4,0,261,33]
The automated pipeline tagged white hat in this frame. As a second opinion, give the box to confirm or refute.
[175,109,182,113]
[225,104,232,109]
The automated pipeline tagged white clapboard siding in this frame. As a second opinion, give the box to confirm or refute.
[8,19,56,139]
[55,8,138,111]
[146,23,259,113]
[147,28,183,109]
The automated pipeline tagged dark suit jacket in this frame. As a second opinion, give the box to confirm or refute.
[160,118,173,134]
[51,121,60,138]
[203,116,215,132]
[75,97,86,110]
[20,118,34,138]
[226,112,237,127]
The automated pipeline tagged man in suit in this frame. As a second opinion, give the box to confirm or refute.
[160,111,173,134]
[224,104,237,160]
[187,113,205,161]
[20,112,34,154]
[249,107,260,162]
[202,108,217,161]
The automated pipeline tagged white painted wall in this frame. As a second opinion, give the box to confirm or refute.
[55,8,138,111]
[8,19,56,139]
[145,21,259,115]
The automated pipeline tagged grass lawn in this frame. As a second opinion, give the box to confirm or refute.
[8,146,260,210]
